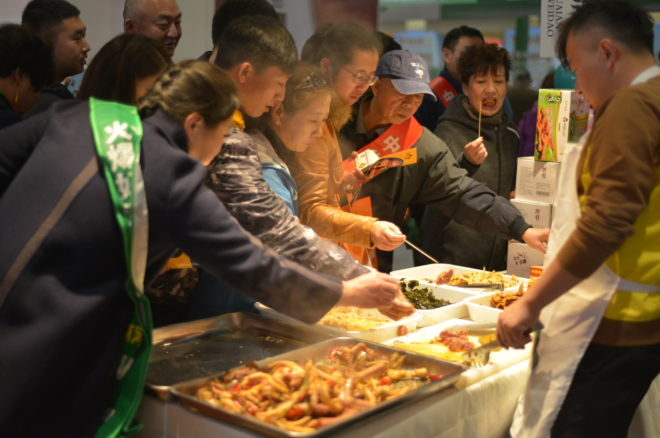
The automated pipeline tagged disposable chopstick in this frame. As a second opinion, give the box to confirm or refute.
[404,239,439,264]
[478,100,482,138]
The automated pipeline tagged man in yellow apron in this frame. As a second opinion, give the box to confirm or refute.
[497,2,660,437]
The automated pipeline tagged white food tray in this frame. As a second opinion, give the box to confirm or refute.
[392,263,527,294]
[382,319,532,388]
[254,303,421,344]
[464,294,502,323]
[402,283,472,328]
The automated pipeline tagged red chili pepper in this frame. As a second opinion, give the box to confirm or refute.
[285,406,304,420]
[428,374,443,381]
[230,382,241,393]
[247,405,259,415]
[330,347,339,363]
[378,378,391,385]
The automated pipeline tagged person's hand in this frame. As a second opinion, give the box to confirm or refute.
[522,228,550,254]
[510,190,516,200]
[378,291,415,320]
[464,137,487,165]
[370,221,406,251]
[338,271,400,309]
[496,298,540,349]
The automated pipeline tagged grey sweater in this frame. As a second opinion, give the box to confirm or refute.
[419,95,520,271]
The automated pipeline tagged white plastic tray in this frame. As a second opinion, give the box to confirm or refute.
[392,263,527,294]
[463,294,502,323]
[254,303,421,344]
[382,319,532,388]
[401,282,472,328]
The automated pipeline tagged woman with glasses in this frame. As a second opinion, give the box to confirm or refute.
[289,22,405,267]
[253,61,350,215]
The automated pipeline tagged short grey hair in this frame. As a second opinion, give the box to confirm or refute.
[123,0,147,20]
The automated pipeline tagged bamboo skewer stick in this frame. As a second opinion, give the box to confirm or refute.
[478,100,482,138]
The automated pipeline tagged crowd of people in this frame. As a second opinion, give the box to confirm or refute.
[0,0,658,437]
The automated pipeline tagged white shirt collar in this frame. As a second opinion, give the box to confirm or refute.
[631,65,660,86]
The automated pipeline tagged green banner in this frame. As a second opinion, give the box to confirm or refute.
[89,98,152,438]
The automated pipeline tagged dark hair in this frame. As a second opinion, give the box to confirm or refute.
[515,70,531,83]
[442,26,484,52]
[214,15,297,75]
[556,0,654,67]
[22,0,80,44]
[0,24,55,92]
[139,60,240,128]
[78,34,171,105]
[541,71,555,89]
[211,0,279,46]
[374,31,402,54]
[457,43,512,84]
[301,21,382,78]
[282,61,351,131]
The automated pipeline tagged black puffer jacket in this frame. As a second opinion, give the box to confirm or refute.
[419,95,520,271]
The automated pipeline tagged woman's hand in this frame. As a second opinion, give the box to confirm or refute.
[370,221,406,251]
[378,291,415,320]
[339,271,400,309]
[464,137,487,165]
[521,228,550,254]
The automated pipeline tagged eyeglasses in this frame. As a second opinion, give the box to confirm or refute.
[341,66,378,86]
[295,72,328,90]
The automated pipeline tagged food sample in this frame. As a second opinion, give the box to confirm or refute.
[318,308,387,331]
[399,280,452,310]
[393,329,476,363]
[195,343,439,432]
[490,283,526,309]
[429,268,518,288]
[436,329,475,352]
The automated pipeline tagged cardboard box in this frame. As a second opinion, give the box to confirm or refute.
[535,89,590,162]
[507,242,545,279]
[511,199,553,229]
[530,266,544,279]
[515,157,561,204]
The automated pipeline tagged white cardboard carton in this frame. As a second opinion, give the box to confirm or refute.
[511,199,553,229]
[507,241,545,279]
[516,157,561,204]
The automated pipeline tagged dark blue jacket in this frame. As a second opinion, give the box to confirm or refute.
[0,101,342,437]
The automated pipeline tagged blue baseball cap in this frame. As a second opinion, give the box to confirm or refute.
[375,50,437,101]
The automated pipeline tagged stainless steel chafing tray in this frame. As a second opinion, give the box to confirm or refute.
[170,337,467,438]
[146,312,334,400]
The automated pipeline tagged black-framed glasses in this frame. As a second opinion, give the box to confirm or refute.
[295,72,327,90]
[341,66,378,86]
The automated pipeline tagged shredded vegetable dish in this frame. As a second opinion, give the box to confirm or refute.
[318,308,387,331]
[195,343,442,432]
[424,268,518,288]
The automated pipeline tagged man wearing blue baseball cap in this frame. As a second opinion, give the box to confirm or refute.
[337,50,549,272]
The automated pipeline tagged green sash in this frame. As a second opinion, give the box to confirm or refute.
[89,98,151,438]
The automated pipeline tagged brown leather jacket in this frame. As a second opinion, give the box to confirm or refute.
[290,121,377,249]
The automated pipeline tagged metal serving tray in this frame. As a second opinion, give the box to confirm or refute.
[146,312,333,400]
[170,337,467,438]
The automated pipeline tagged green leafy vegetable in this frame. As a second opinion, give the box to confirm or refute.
[399,280,452,310]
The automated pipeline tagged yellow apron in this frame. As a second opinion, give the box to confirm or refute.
[510,132,660,437]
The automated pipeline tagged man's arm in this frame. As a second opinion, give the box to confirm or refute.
[416,138,537,246]
[206,129,369,280]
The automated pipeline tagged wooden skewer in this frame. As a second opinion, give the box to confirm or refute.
[478,100,482,138]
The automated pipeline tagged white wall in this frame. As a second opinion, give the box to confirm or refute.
[0,0,214,63]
